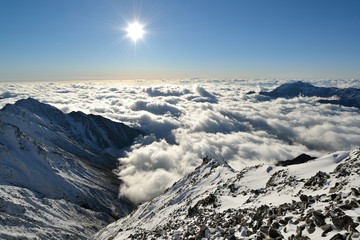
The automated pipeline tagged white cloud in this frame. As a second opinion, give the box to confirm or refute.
[130,100,182,116]
[188,85,218,103]
[145,86,190,97]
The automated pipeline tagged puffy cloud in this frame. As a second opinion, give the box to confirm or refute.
[145,86,190,97]
[119,168,180,204]
[121,113,180,143]
[130,100,182,117]
[2,79,360,203]
[188,85,218,103]
[187,109,240,134]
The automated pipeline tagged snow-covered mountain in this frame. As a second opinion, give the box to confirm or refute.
[0,98,143,239]
[91,149,360,239]
[260,81,360,109]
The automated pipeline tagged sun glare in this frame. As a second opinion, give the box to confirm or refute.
[126,22,145,43]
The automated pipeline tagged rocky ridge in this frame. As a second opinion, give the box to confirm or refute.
[91,149,360,239]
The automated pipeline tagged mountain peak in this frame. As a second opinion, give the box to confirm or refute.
[2,97,65,123]
[260,81,327,98]
[1,98,143,155]
[198,156,232,169]
[278,80,314,90]
[260,81,360,109]
[14,97,64,116]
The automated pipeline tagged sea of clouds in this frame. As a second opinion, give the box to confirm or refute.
[1,78,360,204]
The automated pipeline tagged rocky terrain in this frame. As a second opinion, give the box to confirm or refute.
[0,98,143,239]
[91,149,360,239]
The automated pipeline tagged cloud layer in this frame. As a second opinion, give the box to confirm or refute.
[1,79,360,203]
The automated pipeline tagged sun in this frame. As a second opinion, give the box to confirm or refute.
[126,22,145,43]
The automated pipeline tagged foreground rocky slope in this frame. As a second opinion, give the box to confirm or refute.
[0,98,143,239]
[92,149,360,239]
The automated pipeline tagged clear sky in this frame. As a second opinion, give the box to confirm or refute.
[1,0,359,82]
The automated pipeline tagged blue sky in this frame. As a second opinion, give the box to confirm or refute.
[0,0,359,81]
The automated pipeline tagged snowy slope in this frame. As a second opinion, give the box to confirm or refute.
[91,149,360,240]
[0,98,143,239]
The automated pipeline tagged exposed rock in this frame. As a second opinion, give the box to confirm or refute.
[297,237,311,240]
[349,199,359,208]
[276,154,316,167]
[296,225,305,237]
[271,221,280,229]
[321,224,333,237]
[197,225,208,239]
[307,222,316,234]
[332,215,354,230]
[339,204,353,210]
[201,156,212,166]
[268,227,282,239]
[228,184,237,193]
[228,235,237,240]
[351,188,360,196]
[330,233,346,240]
[312,211,327,227]
[300,194,309,202]
[187,205,199,218]
[304,171,330,188]
[259,226,269,233]
[266,170,287,188]
[199,194,217,207]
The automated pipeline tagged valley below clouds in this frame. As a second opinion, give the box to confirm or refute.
[1,79,360,204]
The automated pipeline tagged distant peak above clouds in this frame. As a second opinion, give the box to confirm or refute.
[260,81,335,98]
[260,81,360,109]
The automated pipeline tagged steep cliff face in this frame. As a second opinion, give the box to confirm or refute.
[0,98,143,239]
[91,149,360,240]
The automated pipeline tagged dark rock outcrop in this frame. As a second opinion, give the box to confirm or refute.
[276,153,316,167]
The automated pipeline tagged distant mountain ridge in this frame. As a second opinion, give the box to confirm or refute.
[0,98,143,239]
[6,97,142,151]
[259,81,360,109]
[1,98,143,168]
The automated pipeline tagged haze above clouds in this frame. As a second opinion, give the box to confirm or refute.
[1,79,360,203]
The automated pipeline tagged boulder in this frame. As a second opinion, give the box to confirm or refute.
[312,211,326,227]
[332,215,354,230]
